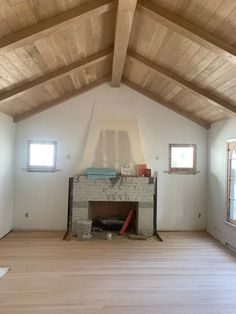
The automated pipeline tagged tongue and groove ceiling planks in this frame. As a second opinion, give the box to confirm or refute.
[0,0,235,128]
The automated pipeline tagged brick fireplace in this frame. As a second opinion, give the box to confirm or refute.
[71,176,156,236]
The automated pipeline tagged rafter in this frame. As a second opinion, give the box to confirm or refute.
[14,76,111,122]
[137,0,236,65]
[122,78,210,129]
[0,0,116,55]
[127,51,236,115]
[111,0,137,87]
[0,48,113,102]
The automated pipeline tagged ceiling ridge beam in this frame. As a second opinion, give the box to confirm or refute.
[122,77,210,129]
[0,47,113,102]
[127,50,236,115]
[13,76,111,123]
[0,0,116,55]
[111,0,137,87]
[137,0,236,65]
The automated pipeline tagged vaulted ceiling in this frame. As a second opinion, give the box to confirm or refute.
[0,0,236,128]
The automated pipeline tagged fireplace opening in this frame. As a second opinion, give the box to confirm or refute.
[89,201,138,233]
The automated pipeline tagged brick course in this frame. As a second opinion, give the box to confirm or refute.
[72,176,155,235]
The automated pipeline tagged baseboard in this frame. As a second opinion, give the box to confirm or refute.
[206,230,236,255]
[0,229,13,240]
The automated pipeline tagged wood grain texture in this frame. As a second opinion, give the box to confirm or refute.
[148,0,236,46]
[127,2,236,124]
[127,51,236,115]
[13,76,111,122]
[0,0,90,38]
[0,9,115,90]
[0,231,235,313]
[0,56,112,118]
[111,0,137,86]
[137,0,236,65]
[0,0,116,55]
[0,0,236,124]
[13,75,111,122]
[122,78,210,129]
[123,57,231,125]
[0,48,113,102]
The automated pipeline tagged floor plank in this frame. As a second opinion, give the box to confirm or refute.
[0,231,235,313]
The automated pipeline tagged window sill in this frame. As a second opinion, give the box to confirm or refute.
[22,168,61,173]
[224,220,236,229]
[163,170,200,175]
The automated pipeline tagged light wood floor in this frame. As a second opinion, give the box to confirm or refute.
[0,232,236,314]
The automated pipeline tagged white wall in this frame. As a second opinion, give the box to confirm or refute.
[207,118,236,248]
[0,113,15,239]
[14,83,208,231]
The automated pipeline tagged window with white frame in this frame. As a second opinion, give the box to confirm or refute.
[169,144,197,173]
[227,139,236,225]
[27,141,57,172]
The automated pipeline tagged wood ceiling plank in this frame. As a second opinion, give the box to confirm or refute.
[15,46,44,77]
[23,43,50,74]
[191,56,226,85]
[0,0,116,55]
[0,47,113,102]
[0,1,91,39]
[206,1,236,37]
[129,11,168,60]
[111,0,137,86]
[0,54,26,83]
[127,51,236,115]
[122,77,210,129]
[151,0,233,40]
[5,50,34,80]
[130,7,235,97]
[199,64,236,95]
[43,82,61,99]
[13,76,111,122]
[185,51,218,81]
[137,0,236,65]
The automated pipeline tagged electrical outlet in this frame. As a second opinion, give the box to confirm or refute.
[25,212,29,218]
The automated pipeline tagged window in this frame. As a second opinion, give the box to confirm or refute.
[169,144,197,173]
[227,139,236,225]
[27,141,57,172]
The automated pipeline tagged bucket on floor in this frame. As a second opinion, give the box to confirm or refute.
[77,220,92,241]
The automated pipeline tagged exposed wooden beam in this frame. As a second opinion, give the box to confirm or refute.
[137,0,236,65]
[122,78,210,129]
[0,0,116,55]
[111,0,137,87]
[127,51,236,115]
[14,76,111,122]
[0,48,113,102]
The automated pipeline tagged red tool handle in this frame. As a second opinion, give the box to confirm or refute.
[119,207,136,236]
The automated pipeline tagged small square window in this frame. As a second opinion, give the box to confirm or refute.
[169,144,197,173]
[27,141,57,172]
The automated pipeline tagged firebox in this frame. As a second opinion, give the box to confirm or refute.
[89,201,138,232]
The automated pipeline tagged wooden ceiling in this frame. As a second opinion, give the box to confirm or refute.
[0,0,236,128]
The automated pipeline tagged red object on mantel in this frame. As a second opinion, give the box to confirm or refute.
[136,164,147,176]
[119,208,136,236]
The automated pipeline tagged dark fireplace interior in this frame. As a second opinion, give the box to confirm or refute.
[89,201,138,233]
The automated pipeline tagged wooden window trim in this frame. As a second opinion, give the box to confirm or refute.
[27,140,57,172]
[169,144,197,173]
[226,139,236,225]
